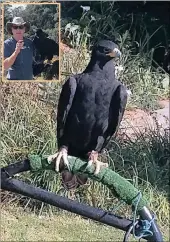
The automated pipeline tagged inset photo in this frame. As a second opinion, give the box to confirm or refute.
[2,2,60,81]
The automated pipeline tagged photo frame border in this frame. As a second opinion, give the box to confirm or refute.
[1,1,61,83]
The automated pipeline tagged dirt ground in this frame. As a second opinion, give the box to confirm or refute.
[118,99,169,140]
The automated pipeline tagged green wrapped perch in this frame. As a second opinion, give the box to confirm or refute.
[28,154,147,211]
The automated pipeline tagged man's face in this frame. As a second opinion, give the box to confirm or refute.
[11,24,25,39]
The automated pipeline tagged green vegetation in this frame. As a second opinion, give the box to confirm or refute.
[0,204,150,242]
[2,204,170,241]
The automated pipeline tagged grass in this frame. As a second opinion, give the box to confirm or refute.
[1,204,170,242]
[1,204,126,242]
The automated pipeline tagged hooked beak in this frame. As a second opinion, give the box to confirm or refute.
[106,48,121,58]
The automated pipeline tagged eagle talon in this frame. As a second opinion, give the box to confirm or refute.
[88,160,108,175]
[87,150,108,175]
[47,153,58,163]
[47,148,68,172]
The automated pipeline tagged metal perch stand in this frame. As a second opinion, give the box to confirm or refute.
[1,154,163,242]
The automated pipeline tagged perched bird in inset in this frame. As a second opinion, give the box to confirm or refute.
[48,40,128,191]
[32,28,59,62]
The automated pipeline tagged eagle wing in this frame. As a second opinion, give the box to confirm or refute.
[95,83,128,152]
[57,76,77,148]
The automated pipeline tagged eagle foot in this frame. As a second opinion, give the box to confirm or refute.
[47,147,68,172]
[87,150,108,175]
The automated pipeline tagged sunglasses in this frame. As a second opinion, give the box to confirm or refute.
[12,25,25,30]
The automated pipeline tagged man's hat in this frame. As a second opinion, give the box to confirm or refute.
[6,17,30,35]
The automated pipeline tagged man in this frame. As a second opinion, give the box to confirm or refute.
[4,17,34,80]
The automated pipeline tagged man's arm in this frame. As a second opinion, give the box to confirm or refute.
[4,40,24,70]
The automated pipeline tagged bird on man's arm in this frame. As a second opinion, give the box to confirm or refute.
[48,40,128,191]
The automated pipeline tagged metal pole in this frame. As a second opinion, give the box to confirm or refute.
[1,175,133,232]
